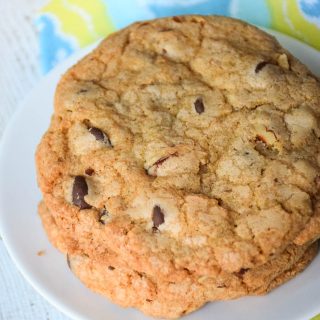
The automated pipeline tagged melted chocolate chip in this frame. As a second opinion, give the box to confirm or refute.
[194,97,204,114]
[152,205,165,228]
[85,168,95,176]
[88,127,112,146]
[255,61,269,73]
[108,266,115,271]
[72,176,92,210]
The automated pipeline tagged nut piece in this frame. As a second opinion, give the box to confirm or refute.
[253,124,281,152]
[277,53,290,70]
[254,134,278,157]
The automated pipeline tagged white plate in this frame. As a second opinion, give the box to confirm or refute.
[0,28,320,320]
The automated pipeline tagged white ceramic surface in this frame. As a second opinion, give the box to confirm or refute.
[0,29,320,320]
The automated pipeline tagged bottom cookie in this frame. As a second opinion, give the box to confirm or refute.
[67,244,317,319]
[39,201,318,319]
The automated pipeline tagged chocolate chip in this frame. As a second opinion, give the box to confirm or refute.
[99,208,109,224]
[183,267,192,275]
[152,226,159,233]
[199,164,208,174]
[255,61,269,73]
[72,176,92,210]
[88,127,105,141]
[239,268,249,275]
[146,299,153,302]
[152,205,165,228]
[108,266,115,270]
[77,89,88,94]
[136,271,146,278]
[234,268,249,278]
[88,127,112,146]
[85,168,94,176]
[194,97,204,114]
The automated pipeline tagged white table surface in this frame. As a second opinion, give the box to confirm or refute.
[0,1,68,319]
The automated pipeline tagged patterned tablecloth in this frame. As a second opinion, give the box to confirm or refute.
[1,1,320,320]
[37,0,320,73]
[0,1,68,319]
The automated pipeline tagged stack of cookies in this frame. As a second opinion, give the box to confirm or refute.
[36,16,320,319]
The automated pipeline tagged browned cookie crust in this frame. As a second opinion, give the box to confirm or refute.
[36,15,320,318]
[39,201,318,319]
[68,244,318,319]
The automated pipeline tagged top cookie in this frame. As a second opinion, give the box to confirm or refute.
[36,15,320,279]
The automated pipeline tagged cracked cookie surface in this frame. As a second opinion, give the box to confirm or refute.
[36,15,320,316]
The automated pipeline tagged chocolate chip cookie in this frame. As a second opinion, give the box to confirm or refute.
[36,15,320,318]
